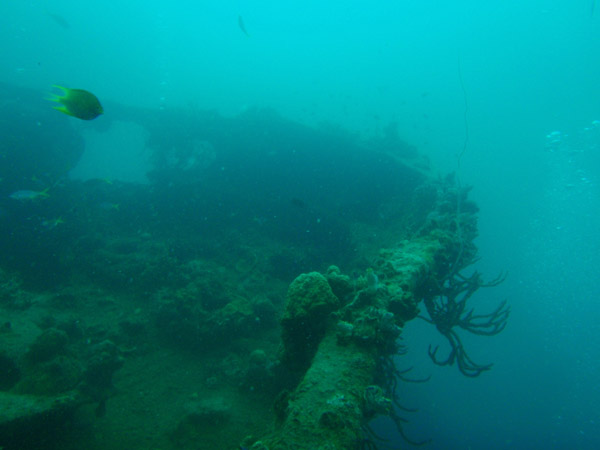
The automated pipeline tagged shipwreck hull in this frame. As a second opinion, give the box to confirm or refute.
[0,83,496,450]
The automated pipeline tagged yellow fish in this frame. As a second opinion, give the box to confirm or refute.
[48,85,103,120]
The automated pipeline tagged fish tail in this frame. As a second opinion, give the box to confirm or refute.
[46,86,67,101]
[45,94,61,102]
[49,85,68,99]
[53,105,73,116]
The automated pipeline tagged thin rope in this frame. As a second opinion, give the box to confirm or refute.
[457,55,469,172]
[450,54,470,277]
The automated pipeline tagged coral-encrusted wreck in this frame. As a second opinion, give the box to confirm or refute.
[245,178,508,450]
[0,83,507,450]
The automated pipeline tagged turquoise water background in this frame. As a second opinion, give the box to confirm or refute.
[2,1,599,448]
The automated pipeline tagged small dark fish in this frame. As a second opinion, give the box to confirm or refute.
[290,197,306,209]
[41,217,65,230]
[45,11,70,29]
[9,189,49,200]
[98,201,120,211]
[238,15,250,37]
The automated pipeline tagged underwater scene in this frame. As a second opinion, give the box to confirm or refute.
[1,1,599,449]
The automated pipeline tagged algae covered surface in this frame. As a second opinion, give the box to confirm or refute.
[0,83,501,450]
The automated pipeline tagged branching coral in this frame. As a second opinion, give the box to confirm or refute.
[421,270,509,377]
[361,356,431,448]
[382,357,431,446]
